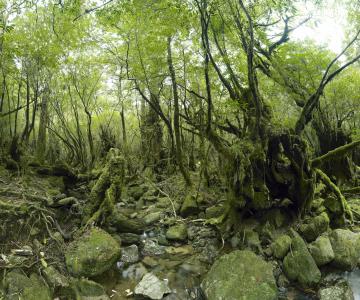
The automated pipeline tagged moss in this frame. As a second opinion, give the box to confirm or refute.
[166,223,188,241]
[299,212,330,242]
[271,234,291,259]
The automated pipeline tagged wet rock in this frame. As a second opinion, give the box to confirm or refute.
[4,271,52,300]
[319,278,354,300]
[142,239,166,256]
[166,223,188,241]
[283,230,321,287]
[309,235,334,266]
[238,229,261,252]
[142,256,159,267]
[299,212,330,242]
[71,278,110,300]
[43,266,69,292]
[180,194,199,217]
[122,262,148,280]
[201,250,277,300]
[271,234,291,259]
[134,273,171,300]
[329,229,360,271]
[107,207,146,233]
[120,244,139,264]
[65,227,120,277]
[119,233,140,245]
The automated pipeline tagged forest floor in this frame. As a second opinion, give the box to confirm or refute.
[0,163,360,300]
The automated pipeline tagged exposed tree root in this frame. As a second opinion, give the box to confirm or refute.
[315,168,353,222]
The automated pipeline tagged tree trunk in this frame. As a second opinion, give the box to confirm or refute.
[36,87,49,163]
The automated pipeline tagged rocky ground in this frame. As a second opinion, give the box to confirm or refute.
[0,162,360,300]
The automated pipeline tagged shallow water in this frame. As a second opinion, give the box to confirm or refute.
[343,269,360,300]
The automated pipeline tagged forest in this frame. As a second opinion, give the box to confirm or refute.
[0,0,359,299]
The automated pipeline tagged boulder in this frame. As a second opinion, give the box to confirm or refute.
[329,229,360,270]
[180,194,199,217]
[308,235,334,266]
[283,230,321,287]
[4,271,52,300]
[107,208,146,233]
[271,234,292,259]
[201,250,277,300]
[134,273,171,300]
[299,212,330,242]
[42,266,70,294]
[166,224,188,241]
[65,227,120,277]
[120,244,139,264]
[71,278,110,300]
[319,278,354,300]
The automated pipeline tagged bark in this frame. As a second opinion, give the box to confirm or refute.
[36,88,49,163]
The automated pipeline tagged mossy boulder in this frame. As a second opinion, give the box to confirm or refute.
[319,278,354,300]
[308,235,334,266]
[201,250,277,300]
[71,278,110,300]
[107,207,146,233]
[180,194,199,217]
[65,227,120,277]
[283,230,321,287]
[4,271,51,300]
[271,234,291,259]
[329,229,360,271]
[166,223,188,241]
[299,212,330,242]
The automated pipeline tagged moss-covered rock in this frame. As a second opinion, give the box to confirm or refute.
[319,279,354,300]
[166,223,188,241]
[107,207,146,233]
[329,229,360,271]
[71,278,110,300]
[271,234,291,259]
[299,212,330,242]
[283,230,321,287]
[201,250,277,300]
[180,194,199,217]
[4,271,51,300]
[308,235,334,266]
[65,227,120,277]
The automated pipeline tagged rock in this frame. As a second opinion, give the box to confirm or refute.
[71,278,110,300]
[43,266,69,291]
[329,229,360,270]
[122,263,148,280]
[271,234,291,259]
[142,239,166,256]
[4,271,52,300]
[128,185,148,200]
[201,250,277,300]
[180,194,199,217]
[121,244,139,264]
[134,273,171,300]
[319,278,354,300]
[262,209,288,228]
[283,230,321,287]
[240,229,261,252]
[107,208,146,233]
[65,227,120,277]
[299,212,330,242]
[308,235,335,266]
[205,205,224,219]
[145,211,162,225]
[119,233,140,245]
[166,224,188,241]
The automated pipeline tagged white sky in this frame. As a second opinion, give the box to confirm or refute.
[291,1,347,53]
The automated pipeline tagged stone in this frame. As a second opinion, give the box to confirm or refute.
[201,250,277,300]
[122,263,148,280]
[119,233,140,245]
[319,279,354,300]
[121,244,139,264]
[283,230,321,287]
[166,223,188,241]
[134,273,171,300]
[142,239,166,256]
[180,194,199,217]
[4,271,52,300]
[299,212,330,242]
[107,208,146,233]
[240,229,261,252]
[308,235,334,266]
[145,211,162,225]
[43,266,69,291]
[65,227,120,277]
[71,278,110,300]
[271,234,291,259]
[205,205,224,219]
[329,229,360,270]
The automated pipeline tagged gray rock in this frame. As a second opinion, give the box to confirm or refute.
[201,250,277,300]
[166,224,188,241]
[283,230,321,287]
[145,211,162,225]
[122,263,148,280]
[309,235,334,266]
[330,229,360,270]
[142,239,166,256]
[134,273,171,300]
[65,227,120,277]
[121,244,139,264]
[319,279,354,300]
[271,234,291,259]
